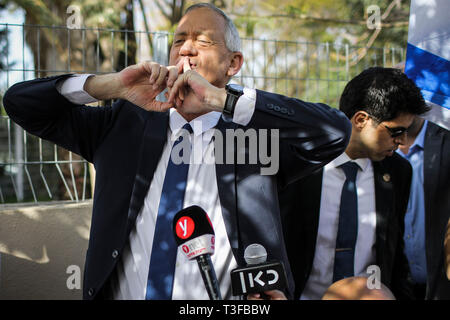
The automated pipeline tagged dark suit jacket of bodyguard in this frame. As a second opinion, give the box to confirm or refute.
[280,152,414,300]
[3,74,351,300]
[423,121,450,300]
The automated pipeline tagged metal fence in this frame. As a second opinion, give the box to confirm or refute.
[0,23,405,204]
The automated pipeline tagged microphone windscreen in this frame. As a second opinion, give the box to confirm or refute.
[231,244,287,296]
[172,205,215,260]
[244,243,267,265]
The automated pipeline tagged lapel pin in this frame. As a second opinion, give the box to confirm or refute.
[382,173,391,182]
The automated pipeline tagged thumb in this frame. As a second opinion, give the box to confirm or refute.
[183,57,191,73]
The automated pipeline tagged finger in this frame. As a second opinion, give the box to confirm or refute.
[175,96,183,109]
[161,101,175,111]
[176,58,185,74]
[176,87,186,108]
[168,73,187,103]
[247,293,262,300]
[154,66,168,89]
[183,57,191,73]
[140,60,153,74]
[167,66,179,88]
[151,100,173,113]
[264,290,287,300]
[148,62,161,85]
[179,86,185,101]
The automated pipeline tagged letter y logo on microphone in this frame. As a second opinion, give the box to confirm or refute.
[175,216,195,239]
[180,219,188,237]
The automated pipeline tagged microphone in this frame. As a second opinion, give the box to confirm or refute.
[230,243,288,296]
[172,205,222,300]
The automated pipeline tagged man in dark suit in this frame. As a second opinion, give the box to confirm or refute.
[397,116,450,299]
[2,3,350,300]
[279,67,430,300]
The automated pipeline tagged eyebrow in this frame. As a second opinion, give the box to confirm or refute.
[174,30,215,38]
[174,31,188,37]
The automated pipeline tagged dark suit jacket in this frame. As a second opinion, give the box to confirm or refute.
[423,121,450,299]
[280,152,414,300]
[3,74,351,300]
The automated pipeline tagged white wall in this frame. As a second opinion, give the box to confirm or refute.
[0,201,92,300]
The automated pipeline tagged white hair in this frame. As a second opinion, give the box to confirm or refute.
[184,3,241,52]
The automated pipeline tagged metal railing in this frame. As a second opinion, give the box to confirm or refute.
[0,23,405,203]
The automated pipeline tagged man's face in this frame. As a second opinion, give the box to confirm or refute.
[358,112,415,161]
[169,8,236,88]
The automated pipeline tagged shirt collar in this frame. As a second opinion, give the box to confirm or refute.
[328,151,370,172]
[169,109,221,138]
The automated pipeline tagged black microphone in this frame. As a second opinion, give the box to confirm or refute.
[172,205,222,300]
[230,243,288,296]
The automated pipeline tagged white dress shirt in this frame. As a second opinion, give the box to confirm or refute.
[57,74,257,299]
[300,152,377,300]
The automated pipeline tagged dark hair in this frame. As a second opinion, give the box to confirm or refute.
[339,67,429,122]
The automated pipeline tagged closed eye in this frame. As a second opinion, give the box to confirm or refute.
[196,39,213,47]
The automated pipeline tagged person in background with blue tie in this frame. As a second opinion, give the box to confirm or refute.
[3,3,351,300]
[397,114,450,300]
[253,67,430,300]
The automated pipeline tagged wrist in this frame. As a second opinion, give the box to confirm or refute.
[84,73,124,100]
[206,87,227,113]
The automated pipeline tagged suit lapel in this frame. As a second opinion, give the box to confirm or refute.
[423,122,443,227]
[423,122,444,290]
[214,118,242,262]
[126,111,169,235]
[372,160,394,277]
[297,169,323,290]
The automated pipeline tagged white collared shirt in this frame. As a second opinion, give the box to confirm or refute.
[56,74,257,299]
[300,152,377,300]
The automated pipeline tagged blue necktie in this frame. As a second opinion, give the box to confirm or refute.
[146,123,193,300]
[333,161,359,283]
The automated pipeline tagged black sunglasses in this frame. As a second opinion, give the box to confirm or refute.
[367,114,408,138]
[382,124,408,138]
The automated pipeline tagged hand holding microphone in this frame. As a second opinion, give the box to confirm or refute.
[172,205,222,300]
[247,290,287,300]
[230,243,288,299]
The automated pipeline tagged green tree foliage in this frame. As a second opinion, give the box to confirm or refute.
[222,0,409,105]
[3,0,137,76]
[228,0,409,48]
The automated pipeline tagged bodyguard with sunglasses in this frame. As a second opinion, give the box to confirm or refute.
[279,67,430,300]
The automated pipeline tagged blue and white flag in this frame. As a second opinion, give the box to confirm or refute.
[405,0,450,110]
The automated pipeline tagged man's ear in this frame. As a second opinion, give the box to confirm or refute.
[352,111,371,131]
[227,51,244,77]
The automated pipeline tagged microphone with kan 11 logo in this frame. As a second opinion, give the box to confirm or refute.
[230,243,288,297]
[172,205,222,300]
